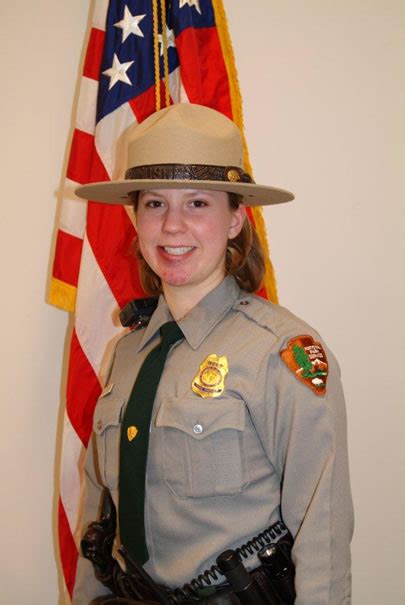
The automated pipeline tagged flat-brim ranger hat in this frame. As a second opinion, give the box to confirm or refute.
[75,103,294,207]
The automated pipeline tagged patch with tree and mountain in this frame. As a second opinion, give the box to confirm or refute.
[280,335,328,396]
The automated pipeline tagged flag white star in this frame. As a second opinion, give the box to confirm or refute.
[103,54,134,90]
[158,26,176,56]
[179,0,202,15]
[114,6,146,43]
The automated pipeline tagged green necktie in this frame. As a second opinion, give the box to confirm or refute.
[119,321,184,565]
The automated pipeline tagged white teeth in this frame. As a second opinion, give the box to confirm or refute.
[163,246,193,255]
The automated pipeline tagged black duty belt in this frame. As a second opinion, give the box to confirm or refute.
[170,520,291,601]
[82,490,295,604]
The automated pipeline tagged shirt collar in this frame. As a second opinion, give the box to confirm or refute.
[136,276,241,352]
[179,276,241,349]
[136,295,173,352]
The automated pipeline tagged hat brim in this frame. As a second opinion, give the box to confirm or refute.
[75,179,294,207]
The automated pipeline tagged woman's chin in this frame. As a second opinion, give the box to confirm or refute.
[160,269,193,288]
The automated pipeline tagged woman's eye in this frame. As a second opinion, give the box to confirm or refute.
[190,199,207,208]
[145,199,164,208]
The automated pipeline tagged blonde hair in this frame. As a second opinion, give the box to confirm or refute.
[130,192,265,294]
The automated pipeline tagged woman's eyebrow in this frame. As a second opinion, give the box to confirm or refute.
[139,190,165,196]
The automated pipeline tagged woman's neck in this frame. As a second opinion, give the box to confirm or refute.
[162,276,225,321]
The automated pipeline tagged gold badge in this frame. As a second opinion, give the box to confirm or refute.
[127,426,138,442]
[192,354,229,398]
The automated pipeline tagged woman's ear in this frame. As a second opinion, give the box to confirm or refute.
[228,204,247,239]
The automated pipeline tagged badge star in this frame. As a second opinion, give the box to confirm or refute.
[102,54,134,90]
[114,6,146,42]
[158,26,176,56]
[179,0,202,15]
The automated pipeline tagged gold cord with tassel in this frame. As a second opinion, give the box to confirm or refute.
[153,0,170,110]
[152,0,161,111]
[160,0,171,107]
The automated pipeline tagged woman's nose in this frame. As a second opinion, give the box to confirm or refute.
[162,207,187,233]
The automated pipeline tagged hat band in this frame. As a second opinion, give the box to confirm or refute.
[125,163,253,184]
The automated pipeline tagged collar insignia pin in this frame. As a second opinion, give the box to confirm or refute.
[192,354,229,398]
[127,426,138,442]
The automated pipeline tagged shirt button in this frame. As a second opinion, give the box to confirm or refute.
[96,420,102,431]
[239,300,250,305]
[193,423,203,435]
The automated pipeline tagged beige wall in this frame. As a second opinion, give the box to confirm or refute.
[0,1,404,603]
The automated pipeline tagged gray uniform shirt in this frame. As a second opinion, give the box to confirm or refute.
[73,276,353,604]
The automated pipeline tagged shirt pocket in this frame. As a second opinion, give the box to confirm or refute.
[93,395,126,492]
[155,397,249,499]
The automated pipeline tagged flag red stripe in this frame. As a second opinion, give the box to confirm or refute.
[67,129,109,185]
[83,28,105,81]
[84,85,158,310]
[58,497,78,599]
[129,82,172,124]
[66,329,102,447]
[86,204,145,309]
[175,27,232,118]
[52,230,83,287]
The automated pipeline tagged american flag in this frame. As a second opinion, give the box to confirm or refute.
[50,0,279,599]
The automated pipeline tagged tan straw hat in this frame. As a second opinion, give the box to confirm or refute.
[75,103,294,207]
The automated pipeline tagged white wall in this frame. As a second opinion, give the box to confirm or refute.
[0,1,404,603]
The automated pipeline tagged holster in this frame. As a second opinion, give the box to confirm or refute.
[81,490,117,592]
[81,491,168,602]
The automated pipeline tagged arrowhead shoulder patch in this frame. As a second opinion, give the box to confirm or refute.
[280,335,328,396]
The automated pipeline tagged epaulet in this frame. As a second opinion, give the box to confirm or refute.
[235,294,333,396]
[234,295,331,395]
[233,294,317,340]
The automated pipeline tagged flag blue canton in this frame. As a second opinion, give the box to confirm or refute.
[171,0,215,34]
[97,0,216,123]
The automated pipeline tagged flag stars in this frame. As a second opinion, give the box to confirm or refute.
[179,0,202,15]
[103,54,134,90]
[114,6,146,42]
[158,27,176,56]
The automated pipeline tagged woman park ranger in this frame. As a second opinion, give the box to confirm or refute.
[73,103,353,605]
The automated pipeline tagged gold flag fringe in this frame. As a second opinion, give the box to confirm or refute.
[212,0,279,303]
[49,277,76,312]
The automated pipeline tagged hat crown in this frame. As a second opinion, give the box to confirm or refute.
[74,103,294,207]
[127,104,244,170]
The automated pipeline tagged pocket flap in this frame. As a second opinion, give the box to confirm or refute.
[155,397,245,439]
[93,397,126,435]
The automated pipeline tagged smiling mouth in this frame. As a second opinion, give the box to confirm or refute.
[161,246,194,256]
